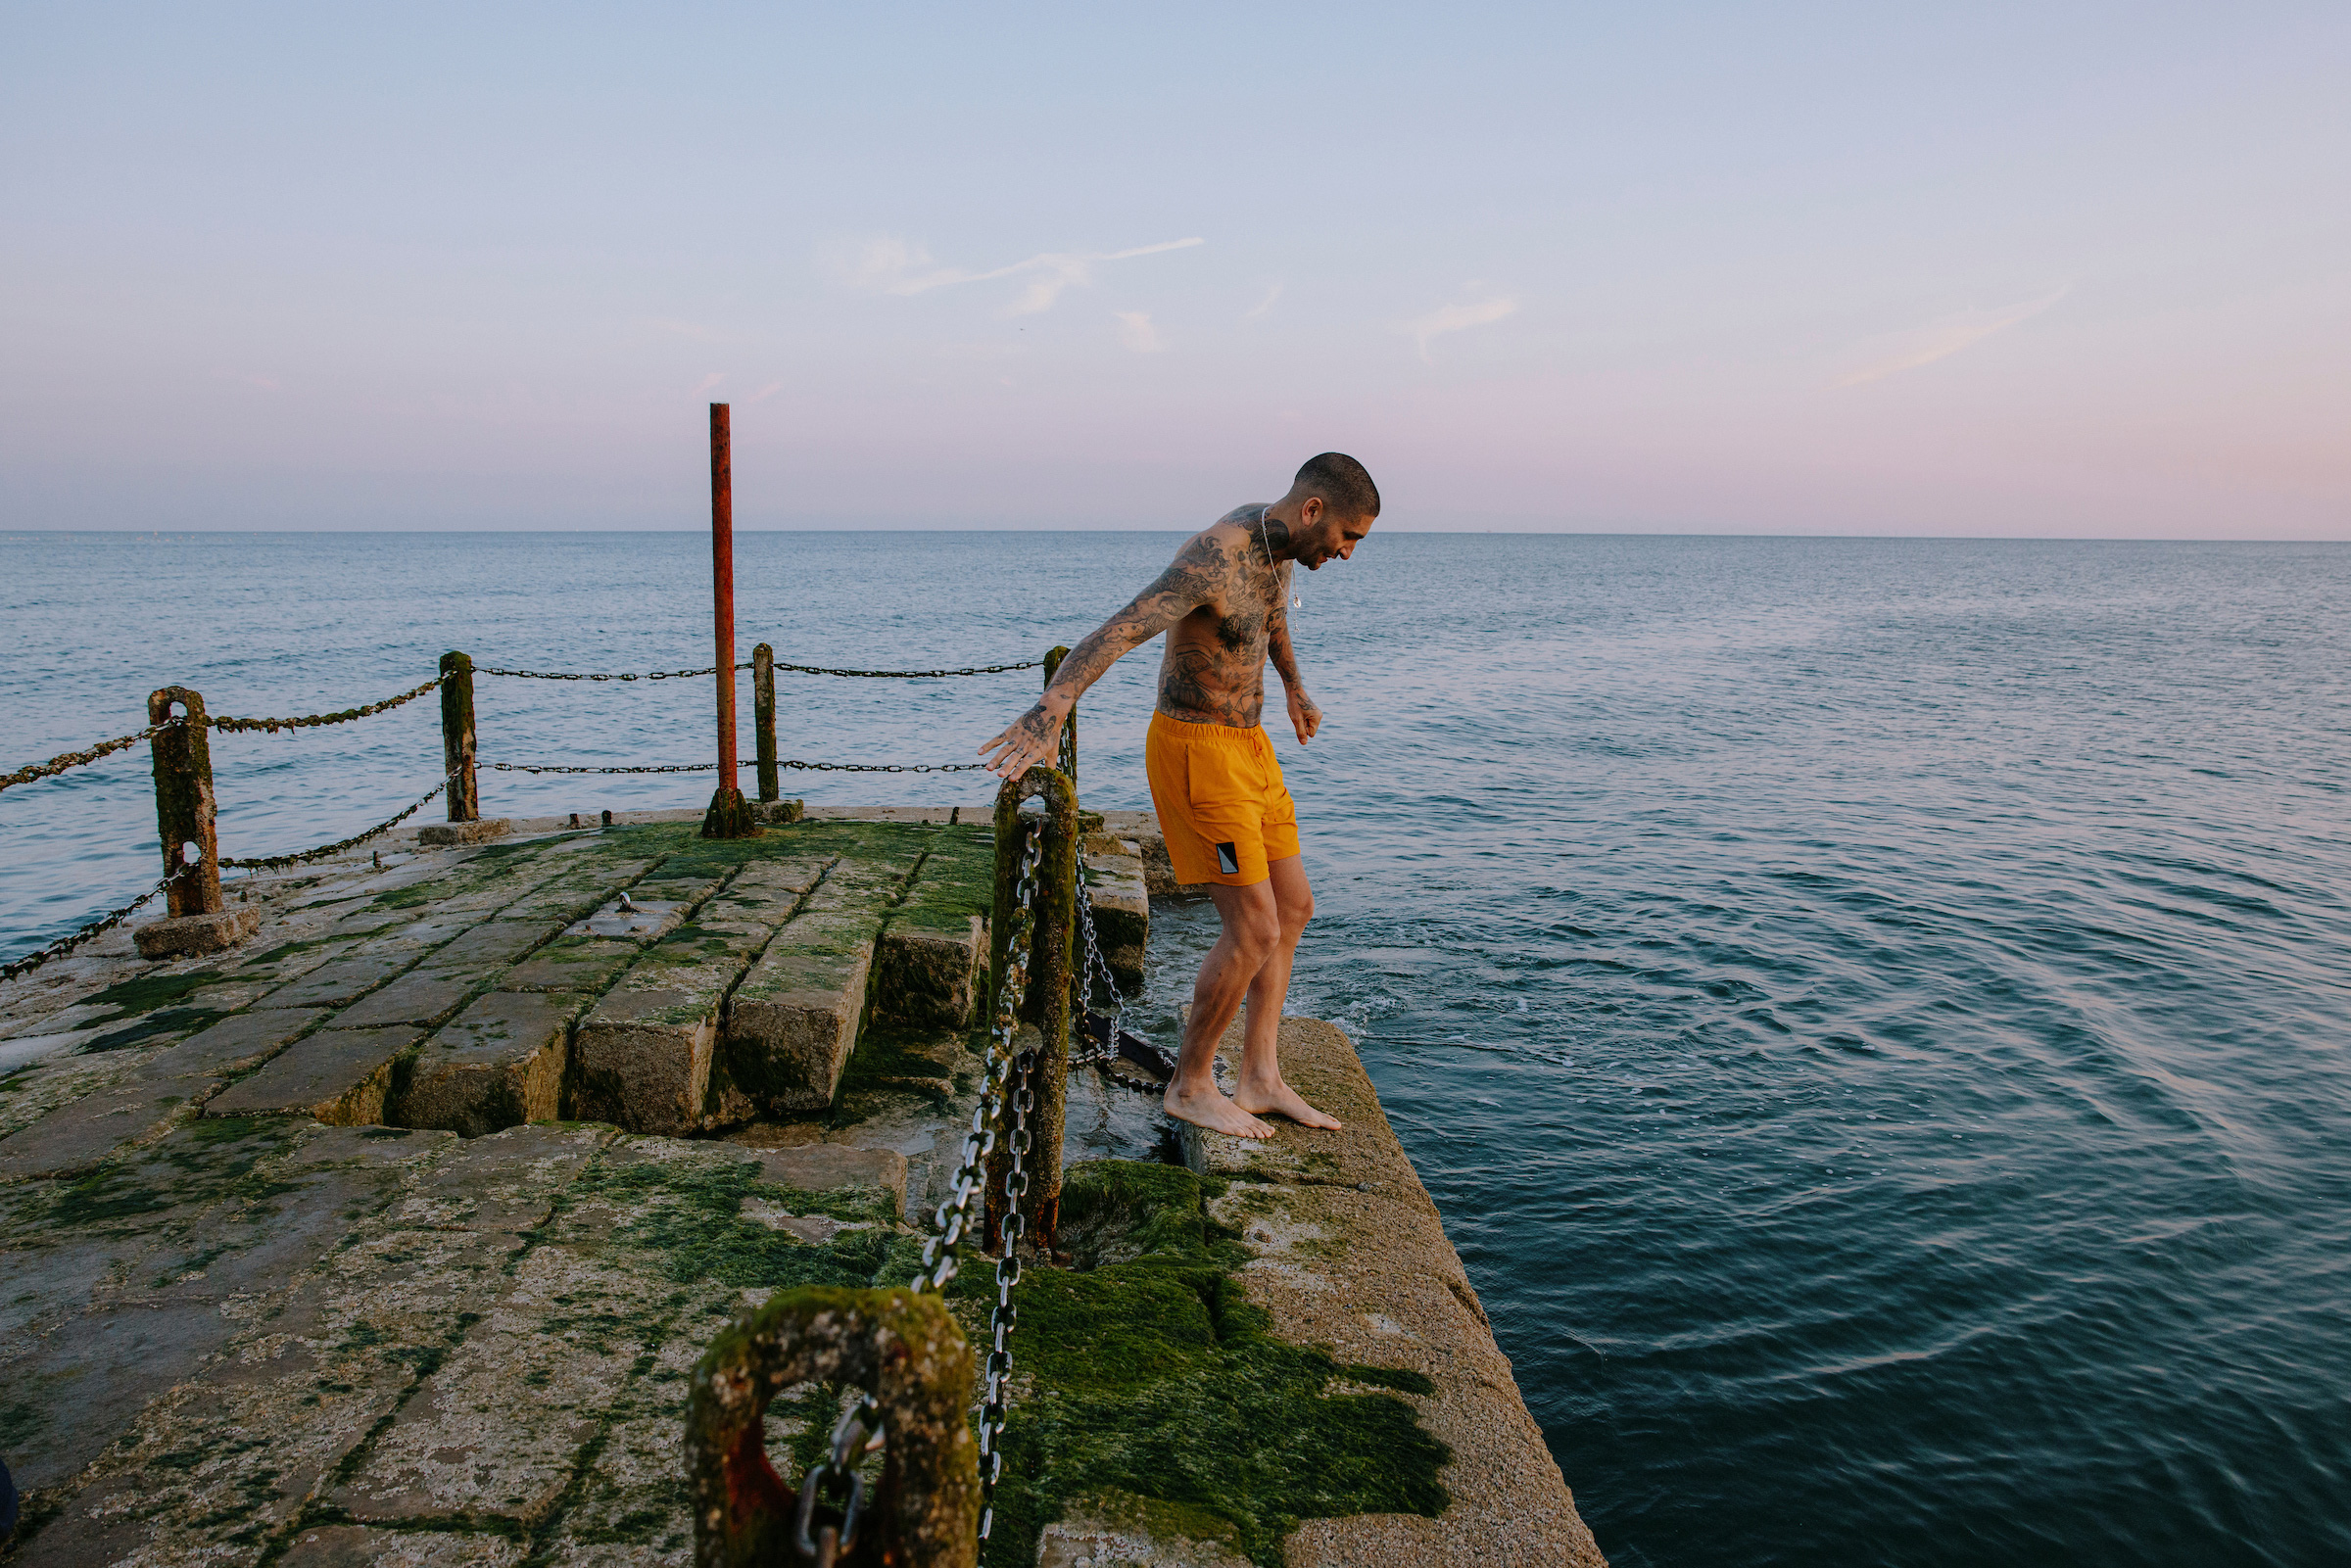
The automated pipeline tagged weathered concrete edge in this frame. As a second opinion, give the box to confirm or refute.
[1178,1019,1607,1566]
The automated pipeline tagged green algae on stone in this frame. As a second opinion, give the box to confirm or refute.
[967,1160,1453,1567]
[562,1153,922,1294]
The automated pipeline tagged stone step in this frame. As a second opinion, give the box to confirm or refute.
[720,856,913,1115]
[569,863,836,1136]
[875,831,994,1029]
[1081,849,1149,988]
[205,1025,426,1125]
[395,990,588,1138]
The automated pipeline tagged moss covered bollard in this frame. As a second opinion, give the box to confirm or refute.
[439,649,479,822]
[753,641,780,804]
[134,686,259,958]
[986,765,1078,1254]
[687,1286,979,1568]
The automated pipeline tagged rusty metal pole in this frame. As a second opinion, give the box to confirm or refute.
[701,402,757,838]
[148,688,223,918]
[752,641,779,803]
[439,651,478,822]
[1042,644,1077,784]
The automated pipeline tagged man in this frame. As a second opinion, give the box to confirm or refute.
[978,452,1379,1139]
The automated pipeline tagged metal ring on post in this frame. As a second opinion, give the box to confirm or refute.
[687,1287,979,1568]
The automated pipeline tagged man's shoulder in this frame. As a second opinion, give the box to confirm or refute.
[1213,501,1269,528]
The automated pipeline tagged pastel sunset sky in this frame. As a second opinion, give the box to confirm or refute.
[5,3,2346,537]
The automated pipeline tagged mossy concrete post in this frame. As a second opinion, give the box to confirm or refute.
[986,764,1078,1254]
[701,401,758,839]
[752,641,780,803]
[1043,643,1076,784]
[687,1285,980,1568]
[439,650,478,822]
[147,687,222,918]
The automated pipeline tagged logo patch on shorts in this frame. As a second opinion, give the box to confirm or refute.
[1215,841,1241,876]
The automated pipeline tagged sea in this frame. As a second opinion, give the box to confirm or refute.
[4,530,2347,1566]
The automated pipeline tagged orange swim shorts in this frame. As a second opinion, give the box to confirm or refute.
[1144,712,1301,887]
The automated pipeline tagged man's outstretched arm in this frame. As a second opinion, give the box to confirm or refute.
[1268,606,1321,743]
[978,531,1231,778]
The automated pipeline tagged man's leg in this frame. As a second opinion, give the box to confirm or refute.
[1162,879,1280,1139]
[1231,856,1341,1130]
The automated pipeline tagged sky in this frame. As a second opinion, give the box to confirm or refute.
[3,3,2347,538]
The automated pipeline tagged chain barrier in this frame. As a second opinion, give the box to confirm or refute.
[207,675,446,735]
[915,824,1042,1545]
[477,657,1038,683]
[1,718,185,799]
[1071,858,1124,1068]
[793,1391,883,1567]
[488,759,989,776]
[763,658,1043,679]
[475,663,718,683]
[1,867,190,984]
[217,773,456,870]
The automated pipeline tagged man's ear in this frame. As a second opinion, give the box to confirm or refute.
[1298,496,1322,528]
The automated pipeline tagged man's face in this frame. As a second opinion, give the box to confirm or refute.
[1297,499,1374,569]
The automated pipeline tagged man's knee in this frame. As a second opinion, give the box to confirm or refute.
[1277,886,1315,932]
[1223,898,1283,958]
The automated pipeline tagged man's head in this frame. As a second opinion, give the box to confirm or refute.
[1273,452,1379,569]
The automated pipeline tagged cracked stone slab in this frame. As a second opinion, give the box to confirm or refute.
[279,1526,530,1566]
[329,965,485,1029]
[263,948,427,1011]
[397,991,587,1137]
[531,1333,701,1565]
[207,1025,426,1123]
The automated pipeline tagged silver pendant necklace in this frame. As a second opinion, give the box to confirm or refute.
[1258,505,1303,610]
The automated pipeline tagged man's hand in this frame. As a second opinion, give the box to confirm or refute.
[1286,687,1322,744]
[978,701,1066,780]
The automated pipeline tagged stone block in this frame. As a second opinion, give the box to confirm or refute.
[753,1142,908,1212]
[448,916,569,965]
[328,965,481,1029]
[563,895,688,941]
[0,1073,211,1179]
[875,915,984,1027]
[264,949,423,1010]
[398,991,586,1137]
[571,911,774,1134]
[131,904,262,959]
[280,1526,527,1565]
[498,933,643,995]
[723,910,880,1112]
[415,818,512,846]
[1081,850,1150,987]
[207,1025,424,1124]
[148,1007,326,1076]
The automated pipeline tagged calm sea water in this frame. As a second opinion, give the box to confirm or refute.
[5,531,2349,1565]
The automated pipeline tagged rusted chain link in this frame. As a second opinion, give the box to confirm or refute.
[488,762,717,775]
[1,718,184,798]
[207,675,446,735]
[763,657,1042,679]
[917,824,1042,1544]
[218,773,455,870]
[476,657,1039,682]
[475,664,719,683]
[1,868,189,983]
[488,758,989,775]
[794,1392,882,1565]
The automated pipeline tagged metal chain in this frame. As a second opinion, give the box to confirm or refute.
[1071,858,1124,1067]
[488,761,717,775]
[758,658,1043,679]
[793,1391,882,1566]
[488,759,988,775]
[475,663,720,683]
[913,826,1042,1545]
[208,675,446,734]
[1,867,190,983]
[477,658,1038,682]
[218,773,455,869]
[1,718,184,798]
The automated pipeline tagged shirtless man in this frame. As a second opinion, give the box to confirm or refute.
[978,452,1379,1139]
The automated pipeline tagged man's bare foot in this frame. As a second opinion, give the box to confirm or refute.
[1165,1080,1274,1139]
[1235,1077,1342,1130]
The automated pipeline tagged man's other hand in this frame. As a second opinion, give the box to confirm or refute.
[1286,688,1322,744]
[979,702,1064,780]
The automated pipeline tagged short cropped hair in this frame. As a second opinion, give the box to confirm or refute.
[1294,452,1380,519]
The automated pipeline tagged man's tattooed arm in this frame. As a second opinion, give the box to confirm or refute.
[977,530,1231,776]
[1269,601,1322,742]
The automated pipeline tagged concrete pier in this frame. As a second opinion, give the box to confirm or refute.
[0,807,1601,1565]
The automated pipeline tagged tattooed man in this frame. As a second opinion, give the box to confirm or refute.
[979,453,1379,1138]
